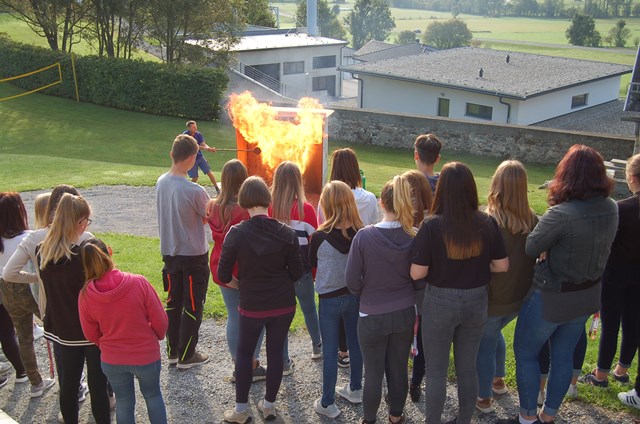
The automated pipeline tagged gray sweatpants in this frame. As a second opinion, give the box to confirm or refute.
[422,285,488,424]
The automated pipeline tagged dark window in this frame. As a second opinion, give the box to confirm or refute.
[465,103,493,120]
[283,61,304,75]
[313,55,336,69]
[571,93,588,108]
[438,98,450,117]
[312,75,336,96]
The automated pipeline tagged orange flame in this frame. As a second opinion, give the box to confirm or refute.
[227,91,325,175]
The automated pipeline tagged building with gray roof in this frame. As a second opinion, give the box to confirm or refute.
[339,47,631,125]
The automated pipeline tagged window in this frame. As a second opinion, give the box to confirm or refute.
[313,55,336,69]
[465,103,493,120]
[571,93,588,108]
[283,61,304,75]
[437,98,450,117]
[312,75,336,96]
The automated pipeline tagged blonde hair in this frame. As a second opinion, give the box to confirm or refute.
[318,181,364,239]
[402,170,433,227]
[487,160,536,235]
[215,159,248,228]
[380,176,416,237]
[80,239,113,295]
[271,161,306,224]
[34,193,51,230]
[627,153,640,179]
[39,193,90,269]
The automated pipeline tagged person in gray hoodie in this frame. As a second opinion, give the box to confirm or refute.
[346,175,422,424]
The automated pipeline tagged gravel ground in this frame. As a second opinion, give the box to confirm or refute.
[3,186,638,423]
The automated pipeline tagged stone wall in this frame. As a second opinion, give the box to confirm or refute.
[328,106,635,164]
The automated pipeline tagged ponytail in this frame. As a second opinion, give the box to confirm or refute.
[80,238,113,295]
[380,176,416,237]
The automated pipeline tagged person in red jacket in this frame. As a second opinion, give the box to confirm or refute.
[78,238,168,424]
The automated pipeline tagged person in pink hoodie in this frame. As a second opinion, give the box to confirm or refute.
[78,238,168,424]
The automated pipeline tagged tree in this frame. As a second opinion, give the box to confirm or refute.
[87,0,148,58]
[245,0,276,27]
[0,0,91,52]
[146,0,244,64]
[423,19,472,49]
[565,13,601,46]
[608,19,631,46]
[344,0,395,50]
[395,30,418,45]
[296,0,346,40]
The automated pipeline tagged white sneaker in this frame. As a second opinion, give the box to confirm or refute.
[0,362,11,374]
[335,385,362,404]
[78,382,89,402]
[33,323,45,340]
[618,389,640,409]
[282,359,295,376]
[314,398,341,418]
[537,389,545,406]
[257,399,277,421]
[30,378,55,398]
[566,384,578,399]
[311,343,322,360]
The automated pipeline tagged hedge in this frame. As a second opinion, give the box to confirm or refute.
[0,37,228,120]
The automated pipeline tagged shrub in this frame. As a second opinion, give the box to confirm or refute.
[0,36,227,120]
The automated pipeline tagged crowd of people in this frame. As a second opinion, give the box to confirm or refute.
[0,128,638,424]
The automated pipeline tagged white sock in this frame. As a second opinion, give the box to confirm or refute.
[519,416,536,424]
[235,403,248,413]
[262,399,275,409]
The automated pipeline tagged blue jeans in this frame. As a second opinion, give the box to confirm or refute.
[514,291,589,417]
[476,313,517,399]
[220,285,263,362]
[318,294,363,407]
[101,360,167,424]
[284,272,321,361]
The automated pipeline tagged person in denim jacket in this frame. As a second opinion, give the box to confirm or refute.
[498,145,618,424]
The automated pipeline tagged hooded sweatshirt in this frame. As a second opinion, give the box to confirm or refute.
[208,203,250,286]
[78,269,168,366]
[218,215,303,316]
[309,227,357,295]
[346,223,418,315]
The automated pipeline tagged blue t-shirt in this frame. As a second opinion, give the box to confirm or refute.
[182,130,205,159]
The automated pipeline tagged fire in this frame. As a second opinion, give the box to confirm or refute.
[227,91,325,175]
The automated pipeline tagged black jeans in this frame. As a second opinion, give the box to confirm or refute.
[597,282,640,372]
[236,311,294,403]
[162,254,209,360]
[0,304,25,377]
[56,344,110,424]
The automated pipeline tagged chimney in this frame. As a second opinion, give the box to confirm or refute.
[307,0,318,36]
[479,67,484,78]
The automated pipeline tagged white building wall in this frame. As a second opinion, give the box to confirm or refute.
[237,44,343,99]
[516,77,622,125]
[357,74,622,125]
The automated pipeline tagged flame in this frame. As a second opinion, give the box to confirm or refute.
[227,91,325,175]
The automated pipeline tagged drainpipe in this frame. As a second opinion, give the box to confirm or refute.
[352,73,363,108]
[498,95,511,124]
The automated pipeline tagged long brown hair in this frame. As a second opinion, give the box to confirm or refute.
[271,161,306,224]
[318,181,364,238]
[380,175,416,237]
[430,162,482,259]
[80,238,113,295]
[329,148,362,189]
[44,185,80,227]
[39,193,90,269]
[402,170,433,227]
[0,192,29,253]
[487,160,536,234]
[547,144,613,206]
[215,159,248,228]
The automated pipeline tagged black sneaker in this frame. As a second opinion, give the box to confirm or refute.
[338,354,350,368]
[578,371,608,387]
[495,417,520,424]
[613,372,630,384]
[409,383,421,402]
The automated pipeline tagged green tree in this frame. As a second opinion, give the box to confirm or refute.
[245,0,276,27]
[87,0,148,58]
[344,0,395,50]
[608,19,631,46]
[146,0,244,64]
[296,0,346,40]
[0,0,91,51]
[395,30,418,44]
[423,19,472,49]
[565,13,601,46]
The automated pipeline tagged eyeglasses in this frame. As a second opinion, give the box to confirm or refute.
[84,218,93,226]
